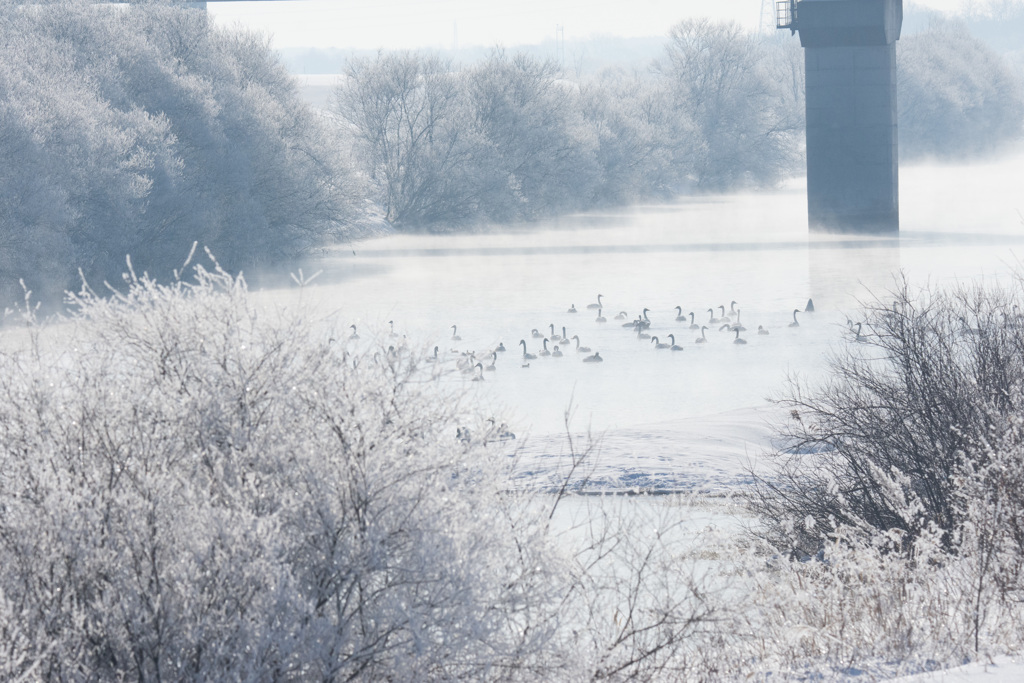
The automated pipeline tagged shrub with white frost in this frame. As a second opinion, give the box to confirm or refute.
[0,257,569,680]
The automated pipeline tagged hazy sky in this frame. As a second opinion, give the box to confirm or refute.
[209,0,969,51]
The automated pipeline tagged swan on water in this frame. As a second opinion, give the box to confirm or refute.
[532,328,544,338]
[758,325,770,335]
[596,309,607,323]
[567,304,578,313]
[552,345,563,357]
[539,338,552,356]
[707,308,721,325]
[667,334,684,351]
[732,328,747,345]
[582,351,603,362]
[485,352,497,371]
[519,339,537,360]
[614,310,629,320]
[689,312,700,330]
[572,335,591,353]
[675,305,686,322]
[549,324,562,341]
[587,294,604,310]
[652,336,670,349]
[451,324,462,341]
[635,322,651,340]
[789,309,800,328]
[471,362,485,381]
[349,324,360,340]
[696,326,709,343]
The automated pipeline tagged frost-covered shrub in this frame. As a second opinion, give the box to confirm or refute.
[753,275,1024,555]
[0,255,570,679]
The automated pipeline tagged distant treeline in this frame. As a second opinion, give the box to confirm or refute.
[1,2,1021,305]
[335,21,1024,229]
[334,21,806,228]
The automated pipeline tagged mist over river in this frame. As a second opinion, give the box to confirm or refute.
[262,152,1024,490]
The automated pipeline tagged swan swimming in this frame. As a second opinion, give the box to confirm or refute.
[789,309,800,328]
[519,339,537,360]
[587,294,604,310]
[667,333,684,351]
[595,309,607,323]
[451,324,462,341]
[582,351,603,362]
[651,336,670,349]
[572,335,591,353]
[696,326,709,344]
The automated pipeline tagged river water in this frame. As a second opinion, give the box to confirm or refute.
[264,152,1024,491]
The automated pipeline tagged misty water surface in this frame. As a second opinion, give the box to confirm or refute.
[261,153,1024,487]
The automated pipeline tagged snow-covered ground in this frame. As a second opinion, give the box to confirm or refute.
[892,657,1024,682]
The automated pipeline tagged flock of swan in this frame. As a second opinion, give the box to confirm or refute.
[396,294,817,381]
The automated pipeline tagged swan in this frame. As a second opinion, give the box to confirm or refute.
[688,312,700,330]
[789,309,800,328]
[853,322,868,342]
[732,328,747,345]
[582,351,603,363]
[552,345,563,357]
[667,334,684,351]
[640,308,652,329]
[805,298,815,313]
[596,309,607,323]
[707,308,721,325]
[696,326,709,343]
[349,324,360,340]
[614,310,629,320]
[388,320,397,337]
[485,352,497,371]
[531,328,544,338]
[675,305,686,322]
[651,336,670,349]
[567,304,578,313]
[539,338,552,357]
[519,339,537,360]
[718,305,731,323]
[572,335,591,353]
[471,362,485,381]
[587,294,604,310]
[730,309,747,332]
[451,324,462,341]
[635,322,651,340]
[729,300,738,316]
[494,342,506,352]
[549,323,562,341]
[758,325,770,335]
[562,326,569,342]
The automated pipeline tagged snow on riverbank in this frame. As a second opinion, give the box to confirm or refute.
[509,404,783,493]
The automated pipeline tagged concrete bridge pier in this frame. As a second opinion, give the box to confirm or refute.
[781,0,903,233]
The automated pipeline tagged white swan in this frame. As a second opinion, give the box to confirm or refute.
[572,335,591,353]
[539,338,552,357]
[732,328,747,345]
[549,324,562,341]
[696,326,708,344]
[531,328,544,338]
[587,294,604,310]
[651,336,670,349]
[596,309,607,323]
[582,351,603,363]
[675,305,686,322]
[614,310,629,320]
[667,334,684,351]
[451,324,462,341]
[519,339,537,360]
[552,344,563,357]
[758,325,770,335]
[789,309,800,328]
[349,324,360,340]
[567,304,578,313]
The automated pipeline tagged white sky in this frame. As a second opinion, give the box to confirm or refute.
[208,0,969,51]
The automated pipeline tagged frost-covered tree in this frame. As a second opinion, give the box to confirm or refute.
[0,0,360,306]
[658,19,802,190]
[898,22,1024,159]
[336,52,482,225]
